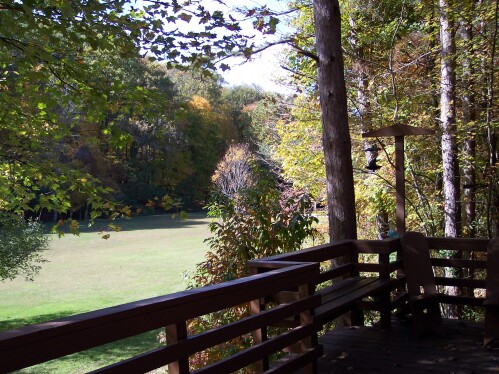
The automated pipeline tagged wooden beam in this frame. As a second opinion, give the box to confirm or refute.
[395,136,406,235]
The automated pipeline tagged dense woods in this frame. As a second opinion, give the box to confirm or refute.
[263,0,498,239]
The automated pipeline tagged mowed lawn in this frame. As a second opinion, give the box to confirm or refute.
[0,213,212,373]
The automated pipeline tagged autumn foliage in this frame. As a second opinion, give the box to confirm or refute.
[176,144,320,370]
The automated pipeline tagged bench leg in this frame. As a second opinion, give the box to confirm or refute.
[484,305,499,348]
[379,292,392,330]
[411,301,443,338]
[350,307,364,326]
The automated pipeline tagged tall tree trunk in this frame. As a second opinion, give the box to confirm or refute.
[481,0,498,237]
[313,0,357,242]
[439,0,461,238]
[440,0,462,318]
[457,0,477,301]
[459,2,477,238]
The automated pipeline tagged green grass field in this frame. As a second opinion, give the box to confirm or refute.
[0,213,212,373]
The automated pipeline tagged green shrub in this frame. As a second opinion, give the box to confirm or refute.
[0,214,49,281]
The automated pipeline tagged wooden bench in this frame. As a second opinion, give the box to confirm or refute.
[313,276,393,327]
[249,272,394,373]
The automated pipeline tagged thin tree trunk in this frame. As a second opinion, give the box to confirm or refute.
[439,0,461,238]
[440,0,462,318]
[459,2,477,238]
[313,0,357,243]
[483,0,498,237]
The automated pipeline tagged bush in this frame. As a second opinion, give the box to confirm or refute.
[178,145,320,371]
[0,214,49,281]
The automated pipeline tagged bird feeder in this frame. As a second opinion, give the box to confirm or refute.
[363,145,382,172]
[362,124,434,235]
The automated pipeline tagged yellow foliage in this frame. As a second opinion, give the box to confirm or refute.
[188,95,212,112]
[211,144,254,199]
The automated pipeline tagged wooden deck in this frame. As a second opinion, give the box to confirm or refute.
[317,318,498,373]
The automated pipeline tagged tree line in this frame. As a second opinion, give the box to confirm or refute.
[0,0,272,224]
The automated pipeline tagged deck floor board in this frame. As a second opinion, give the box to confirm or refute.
[317,318,498,373]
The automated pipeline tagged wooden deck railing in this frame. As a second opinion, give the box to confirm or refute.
[249,237,492,328]
[0,262,322,374]
[249,239,403,329]
[0,236,493,373]
[427,237,490,307]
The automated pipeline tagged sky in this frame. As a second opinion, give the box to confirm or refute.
[222,45,292,93]
[135,0,295,93]
[207,0,295,94]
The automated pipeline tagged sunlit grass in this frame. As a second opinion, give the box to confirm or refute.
[0,213,211,373]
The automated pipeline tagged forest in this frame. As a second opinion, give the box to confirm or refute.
[0,0,498,281]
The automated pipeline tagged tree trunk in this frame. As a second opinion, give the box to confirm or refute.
[439,0,461,238]
[440,0,462,318]
[313,0,357,242]
[459,2,477,238]
[480,0,498,237]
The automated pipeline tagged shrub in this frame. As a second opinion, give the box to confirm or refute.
[178,145,320,371]
[0,214,49,281]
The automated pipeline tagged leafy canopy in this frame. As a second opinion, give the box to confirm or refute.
[0,0,254,221]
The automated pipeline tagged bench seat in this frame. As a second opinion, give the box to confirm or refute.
[314,276,393,327]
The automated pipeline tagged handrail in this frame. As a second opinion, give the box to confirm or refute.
[249,237,495,322]
[425,237,491,306]
[249,239,403,329]
[0,262,320,373]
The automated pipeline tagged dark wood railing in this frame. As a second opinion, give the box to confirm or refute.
[0,236,493,373]
[249,239,403,329]
[0,262,322,374]
[427,237,489,307]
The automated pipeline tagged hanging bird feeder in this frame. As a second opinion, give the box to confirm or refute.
[363,145,381,172]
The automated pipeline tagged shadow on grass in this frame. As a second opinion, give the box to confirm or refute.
[0,311,80,332]
[2,313,164,374]
[18,330,164,374]
[44,211,211,234]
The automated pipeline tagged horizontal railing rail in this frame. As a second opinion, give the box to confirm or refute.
[426,237,490,307]
[0,262,321,374]
[249,236,495,326]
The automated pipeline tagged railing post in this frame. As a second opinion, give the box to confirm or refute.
[251,297,269,373]
[250,266,269,373]
[350,244,364,326]
[166,321,189,374]
[297,282,318,374]
[378,252,392,330]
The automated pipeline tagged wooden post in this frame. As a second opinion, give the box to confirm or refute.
[166,322,189,374]
[296,283,317,374]
[251,297,269,373]
[350,244,364,326]
[250,266,269,373]
[395,136,406,235]
[378,252,392,330]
